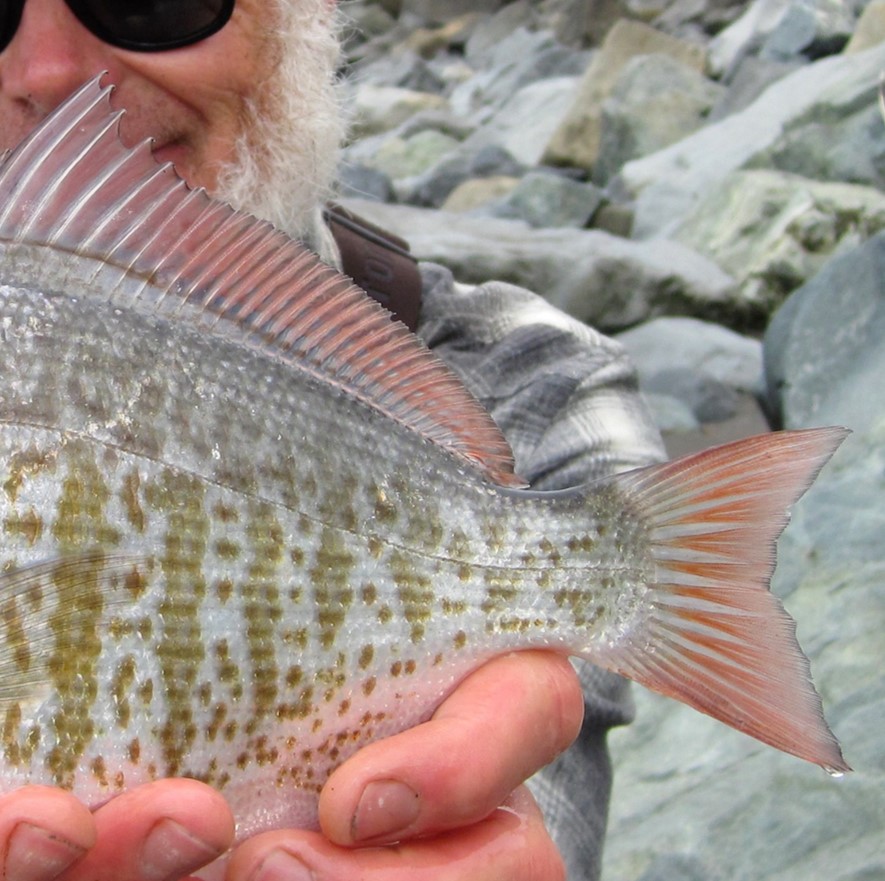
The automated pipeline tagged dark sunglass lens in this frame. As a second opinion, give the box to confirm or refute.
[71,0,232,50]
[0,0,25,52]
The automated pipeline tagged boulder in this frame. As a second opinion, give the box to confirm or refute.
[399,0,505,24]
[593,53,725,184]
[745,91,885,190]
[764,230,885,435]
[603,233,885,881]
[366,128,461,182]
[539,0,634,48]
[472,170,605,228]
[441,175,520,212]
[674,170,885,321]
[541,19,706,172]
[457,75,582,167]
[845,0,885,53]
[617,316,764,395]
[619,41,885,239]
[708,0,854,79]
[348,84,450,139]
[339,197,738,330]
[450,27,589,124]
[758,0,853,62]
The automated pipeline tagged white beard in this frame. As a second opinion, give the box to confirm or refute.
[212,0,346,264]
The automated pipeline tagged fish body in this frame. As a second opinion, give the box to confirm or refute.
[0,78,848,838]
[0,278,646,833]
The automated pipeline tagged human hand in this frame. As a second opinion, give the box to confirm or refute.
[0,650,582,881]
[227,649,583,881]
[0,780,234,881]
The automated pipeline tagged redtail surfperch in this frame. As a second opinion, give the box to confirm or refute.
[0,78,849,838]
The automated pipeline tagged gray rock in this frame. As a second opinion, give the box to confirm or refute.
[339,198,738,330]
[594,53,726,185]
[463,2,537,66]
[440,176,520,212]
[448,26,589,124]
[397,13,487,60]
[363,129,460,183]
[646,369,741,422]
[620,41,885,239]
[397,143,526,207]
[745,89,885,189]
[764,230,885,435]
[478,170,604,228]
[674,170,885,320]
[399,0,505,23]
[394,152,475,207]
[604,269,885,881]
[616,316,765,395]
[336,162,395,202]
[542,19,706,172]
[352,50,449,94]
[707,56,802,122]
[641,392,701,434]
[467,145,528,177]
[708,0,855,79]
[455,75,582,168]
[649,0,746,38]
[348,84,450,139]
[660,392,773,458]
[540,0,633,48]
[760,0,854,62]
[846,0,885,53]
[395,109,476,142]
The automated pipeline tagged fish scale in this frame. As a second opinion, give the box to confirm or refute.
[0,284,650,833]
[0,78,848,852]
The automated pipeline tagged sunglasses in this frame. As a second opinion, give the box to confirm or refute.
[0,0,235,53]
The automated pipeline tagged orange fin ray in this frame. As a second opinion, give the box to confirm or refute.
[600,428,851,772]
[0,76,523,488]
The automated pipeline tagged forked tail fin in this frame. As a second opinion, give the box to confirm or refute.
[598,428,850,773]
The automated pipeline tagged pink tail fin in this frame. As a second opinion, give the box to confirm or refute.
[602,428,850,773]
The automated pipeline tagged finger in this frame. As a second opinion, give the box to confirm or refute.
[227,785,565,881]
[0,787,96,881]
[59,779,235,881]
[319,649,583,845]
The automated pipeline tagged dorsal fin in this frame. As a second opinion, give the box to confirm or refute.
[0,75,524,488]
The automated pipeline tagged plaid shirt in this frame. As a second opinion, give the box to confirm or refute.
[417,262,666,880]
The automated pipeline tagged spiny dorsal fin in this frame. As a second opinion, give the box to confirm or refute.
[0,75,524,488]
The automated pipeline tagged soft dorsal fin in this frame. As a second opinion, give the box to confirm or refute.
[0,75,524,488]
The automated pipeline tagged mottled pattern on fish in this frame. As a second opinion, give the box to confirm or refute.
[0,78,848,840]
[0,285,650,832]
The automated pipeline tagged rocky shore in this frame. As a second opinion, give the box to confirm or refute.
[335,1,884,879]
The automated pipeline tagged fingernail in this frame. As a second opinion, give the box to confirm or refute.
[4,822,87,881]
[351,779,420,842]
[248,849,315,881]
[139,818,222,881]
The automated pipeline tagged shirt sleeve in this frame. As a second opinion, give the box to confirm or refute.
[416,261,666,881]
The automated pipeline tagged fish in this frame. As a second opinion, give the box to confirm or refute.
[0,76,849,840]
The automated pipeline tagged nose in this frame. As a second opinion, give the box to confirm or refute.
[0,0,115,116]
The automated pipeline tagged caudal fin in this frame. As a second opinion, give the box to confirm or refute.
[600,428,850,773]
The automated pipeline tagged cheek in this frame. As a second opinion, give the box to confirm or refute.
[119,50,271,186]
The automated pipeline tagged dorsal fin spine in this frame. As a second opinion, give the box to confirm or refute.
[0,80,107,230]
[49,115,137,247]
[0,75,524,488]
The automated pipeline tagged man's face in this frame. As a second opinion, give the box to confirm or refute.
[0,0,277,191]
[0,0,344,247]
